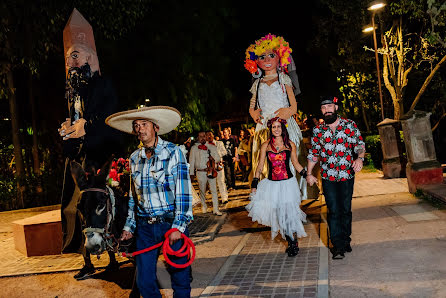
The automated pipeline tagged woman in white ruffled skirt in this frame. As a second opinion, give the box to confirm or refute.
[246,117,307,257]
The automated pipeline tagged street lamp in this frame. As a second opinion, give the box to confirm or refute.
[362,25,375,33]
[365,0,386,120]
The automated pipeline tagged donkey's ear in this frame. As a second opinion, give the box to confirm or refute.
[70,161,88,190]
[97,155,114,182]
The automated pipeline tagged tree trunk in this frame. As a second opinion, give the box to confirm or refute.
[28,72,41,176]
[360,99,371,133]
[7,69,26,208]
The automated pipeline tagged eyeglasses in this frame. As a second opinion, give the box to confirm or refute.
[258,53,277,60]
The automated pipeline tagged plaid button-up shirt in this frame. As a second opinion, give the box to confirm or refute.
[123,137,193,233]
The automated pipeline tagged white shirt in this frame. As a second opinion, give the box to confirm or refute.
[189,143,220,174]
[206,141,225,161]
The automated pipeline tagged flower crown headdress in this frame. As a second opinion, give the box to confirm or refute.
[267,117,287,127]
[244,34,292,75]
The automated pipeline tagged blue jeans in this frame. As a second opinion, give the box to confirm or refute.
[135,220,191,298]
[322,178,355,249]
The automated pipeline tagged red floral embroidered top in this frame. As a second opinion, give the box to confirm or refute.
[307,118,365,181]
[267,150,293,181]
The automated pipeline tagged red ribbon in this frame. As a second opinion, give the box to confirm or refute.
[198,144,208,150]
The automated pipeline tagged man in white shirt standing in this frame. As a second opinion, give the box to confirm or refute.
[189,132,222,215]
[206,131,229,203]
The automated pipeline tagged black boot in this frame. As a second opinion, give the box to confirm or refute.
[285,235,299,257]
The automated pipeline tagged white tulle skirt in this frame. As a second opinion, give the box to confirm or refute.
[246,177,307,240]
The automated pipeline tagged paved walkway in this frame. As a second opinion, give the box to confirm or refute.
[353,176,408,197]
[2,171,445,297]
[201,224,321,297]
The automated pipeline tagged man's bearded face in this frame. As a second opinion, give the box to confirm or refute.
[321,104,338,124]
[198,132,206,144]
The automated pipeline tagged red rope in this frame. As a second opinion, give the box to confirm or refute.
[121,228,195,269]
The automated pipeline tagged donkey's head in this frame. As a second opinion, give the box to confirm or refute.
[71,160,112,255]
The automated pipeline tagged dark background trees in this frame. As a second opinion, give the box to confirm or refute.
[1,0,445,210]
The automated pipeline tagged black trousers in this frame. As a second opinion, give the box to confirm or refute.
[223,156,235,188]
[322,178,355,249]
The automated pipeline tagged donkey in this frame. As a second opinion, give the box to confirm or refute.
[70,160,132,280]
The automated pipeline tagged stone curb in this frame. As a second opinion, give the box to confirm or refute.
[1,205,60,214]
[317,198,330,298]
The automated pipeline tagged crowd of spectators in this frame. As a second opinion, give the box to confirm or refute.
[184,115,322,190]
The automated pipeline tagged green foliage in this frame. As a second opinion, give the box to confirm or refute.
[338,71,380,131]
[364,134,383,169]
[426,0,446,47]
[0,174,16,208]
[390,0,427,19]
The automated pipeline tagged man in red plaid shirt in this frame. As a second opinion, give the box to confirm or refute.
[307,96,365,259]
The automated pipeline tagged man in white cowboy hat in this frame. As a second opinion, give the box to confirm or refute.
[189,131,222,215]
[106,106,193,297]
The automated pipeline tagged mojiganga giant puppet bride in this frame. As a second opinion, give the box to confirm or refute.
[244,34,306,199]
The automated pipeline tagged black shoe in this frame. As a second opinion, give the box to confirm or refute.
[74,265,95,280]
[285,241,299,257]
[344,244,352,253]
[330,247,345,260]
[286,245,299,257]
[104,261,120,272]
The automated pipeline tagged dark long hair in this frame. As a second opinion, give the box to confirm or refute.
[267,118,291,150]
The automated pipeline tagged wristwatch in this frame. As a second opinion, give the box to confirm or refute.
[358,157,365,162]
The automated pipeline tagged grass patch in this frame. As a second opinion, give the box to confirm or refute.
[362,164,378,173]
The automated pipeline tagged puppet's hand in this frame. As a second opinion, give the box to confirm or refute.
[250,108,263,124]
[274,107,294,120]
[58,118,71,137]
[62,118,87,140]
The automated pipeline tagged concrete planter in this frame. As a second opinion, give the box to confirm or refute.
[377,118,406,178]
[401,111,443,193]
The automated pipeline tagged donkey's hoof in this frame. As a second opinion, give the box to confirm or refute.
[74,265,95,280]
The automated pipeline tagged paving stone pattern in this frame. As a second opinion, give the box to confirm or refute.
[207,224,320,298]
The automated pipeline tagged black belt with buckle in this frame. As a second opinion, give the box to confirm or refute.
[137,212,175,224]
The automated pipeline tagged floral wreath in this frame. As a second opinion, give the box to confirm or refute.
[244,34,292,74]
[267,117,287,127]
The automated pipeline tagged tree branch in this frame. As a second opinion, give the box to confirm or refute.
[409,53,446,112]
[432,112,446,132]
